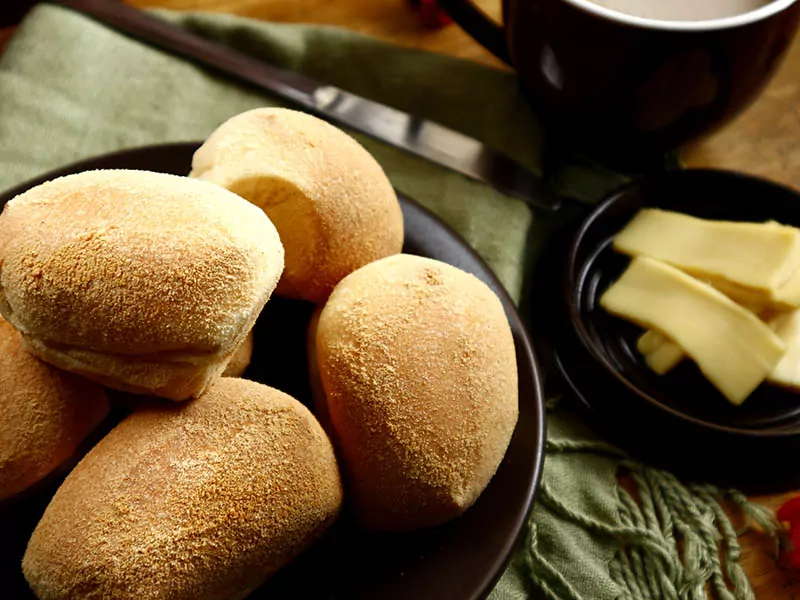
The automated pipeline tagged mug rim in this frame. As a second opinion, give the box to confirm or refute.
[563,0,798,30]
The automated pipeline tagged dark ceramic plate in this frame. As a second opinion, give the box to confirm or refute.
[532,169,800,490]
[0,144,545,599]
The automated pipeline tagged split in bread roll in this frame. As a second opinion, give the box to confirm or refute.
[0,315,108,500]
[107,326,253,410]
[222,330,254,378]
[0,170,284,401]
[190,108,404,304]
[23,378,343,600]
[316,254,518,530]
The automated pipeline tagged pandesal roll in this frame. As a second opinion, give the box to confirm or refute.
[23,378,343,600]
[0,315,108,500]
[109,330,253,411]
[190,108,404,303]
[316,254,518,531]
[0,170,284,401]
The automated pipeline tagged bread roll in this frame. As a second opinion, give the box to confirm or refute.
[0,315,108,500]
[222,330,254,378]
[108,327,252,410]
[190,108,404,303]
[23,378,342,600]
[316,254,518,530]
[0,170,284,401]
[107,325,253,410]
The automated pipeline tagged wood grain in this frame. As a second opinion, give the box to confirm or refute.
[3,0,800,597]
[741,491,800,598]
[683,34,800,191]
[131,0,507,68]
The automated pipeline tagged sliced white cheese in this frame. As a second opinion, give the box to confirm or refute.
[613,209,800,302]
[637,329,667,355]
[698,275,780,312]
[601,257,786,405]
[639,309,800,391]
[772,268,800,307]
[765,310,800,390]
[637,330,684,375]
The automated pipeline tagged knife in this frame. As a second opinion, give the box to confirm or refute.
[57,0,565,212]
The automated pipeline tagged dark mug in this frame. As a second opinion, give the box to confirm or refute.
[438,0,800,163]
[0,1,36,28]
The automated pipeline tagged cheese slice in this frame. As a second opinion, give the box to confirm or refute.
[698,275,779,312]
[772,268,800,307]
[644,309,800,390]
[640,308,800,389]
[637,329,667,355]
[613,209,800,302]
[768,310,800,390]
[601,257,786,405]
[637,330,684,375]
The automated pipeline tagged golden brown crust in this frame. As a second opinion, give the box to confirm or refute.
[0,316,108,500]
[190,108,404,304]
[0,170,284,400]
[222,330,254,378]
[316,254,518,531]
[23,378,342,600]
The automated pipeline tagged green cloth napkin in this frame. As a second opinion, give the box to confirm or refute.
[0,5,778,599]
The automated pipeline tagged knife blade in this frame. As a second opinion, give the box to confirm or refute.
[59,0,565,212]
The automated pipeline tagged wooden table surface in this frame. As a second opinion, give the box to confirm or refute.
[2,0,800,597]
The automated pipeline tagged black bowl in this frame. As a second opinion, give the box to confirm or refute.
[536,169,800,491]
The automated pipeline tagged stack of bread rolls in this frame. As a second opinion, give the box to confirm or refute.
[0,108,519,599]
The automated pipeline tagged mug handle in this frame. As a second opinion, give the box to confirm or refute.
[436,0,512,64]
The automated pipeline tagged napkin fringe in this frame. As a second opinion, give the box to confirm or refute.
[527,440,779,600]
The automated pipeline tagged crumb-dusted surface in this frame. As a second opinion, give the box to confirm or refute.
[316,254,518,530]
[222,330,254,378]
[22,378,342,600]
[0,170,284,400]
[190,108,403,304]
[0,315,108,500]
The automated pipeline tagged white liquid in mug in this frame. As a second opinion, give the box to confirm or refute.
[586,0,771,20]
